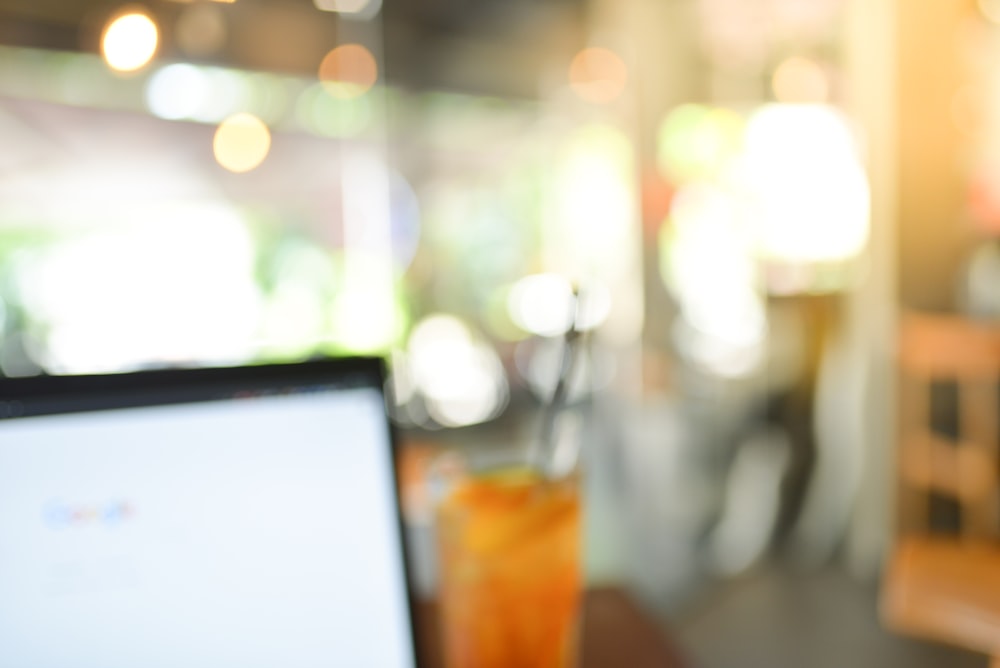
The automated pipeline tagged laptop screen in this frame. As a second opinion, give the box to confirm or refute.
[0,358,417,668]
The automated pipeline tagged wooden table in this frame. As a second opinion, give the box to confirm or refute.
[883,537,1000,665]
[415,587,690,667]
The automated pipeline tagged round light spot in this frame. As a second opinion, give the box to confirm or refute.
[406,314,508,428]
[507,274,575,337]
[569,47,628,104]
[771,56,829,104]
[318,44,378,99]
[213,113,271,173]
[145,63,209,120]
[102,11,159,72]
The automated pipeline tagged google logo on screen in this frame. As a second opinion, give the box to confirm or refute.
[43,500,135,529]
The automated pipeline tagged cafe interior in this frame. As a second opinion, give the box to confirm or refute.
[1,0,1000,665]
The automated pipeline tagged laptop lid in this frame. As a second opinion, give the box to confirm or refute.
[0,357,418,668]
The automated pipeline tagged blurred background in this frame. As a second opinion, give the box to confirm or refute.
[0,0,998,665]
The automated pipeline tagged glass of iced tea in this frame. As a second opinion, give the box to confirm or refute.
[432,450,582,668]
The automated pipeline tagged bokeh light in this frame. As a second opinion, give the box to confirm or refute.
[213,112,271,173]
[328,285,404,354]
[314,0,382,19]
[318,44,378,99]
[551,124,641,345]
[296,82,372,137]
[568,47,628,104]
[771,56,829,104]
[507,273,576,337]
[659,183,765,377]
[967,168,1000,233]
[553,124,634,273]
[146,64,266,124]
[146,63,210,120]
[738,104,869,264]
[102,10,159,72]
[26,205,260,374]
[406,315,508,428]
[657,104,744,184]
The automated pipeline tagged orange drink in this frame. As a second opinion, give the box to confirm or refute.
[435,466,582,668]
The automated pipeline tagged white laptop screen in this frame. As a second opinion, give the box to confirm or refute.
[0,359,417,668]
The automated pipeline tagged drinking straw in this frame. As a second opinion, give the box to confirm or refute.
[533,287,586,479]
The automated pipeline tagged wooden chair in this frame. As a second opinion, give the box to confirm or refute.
[882,311,1000,665]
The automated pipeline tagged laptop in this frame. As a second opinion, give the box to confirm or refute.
[0,357,419,668]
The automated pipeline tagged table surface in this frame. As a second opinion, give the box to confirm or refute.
[415,587,689,668]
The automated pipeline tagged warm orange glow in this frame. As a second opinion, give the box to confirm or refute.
[318,44,378,99]
[101,10,159,72]
[568,47,628,104]
[771,56,829,104]
[213,113,271,173]
[979,0,1000,24]
[950,84,985,137]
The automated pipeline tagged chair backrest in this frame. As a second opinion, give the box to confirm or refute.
[896,311,1000,539]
